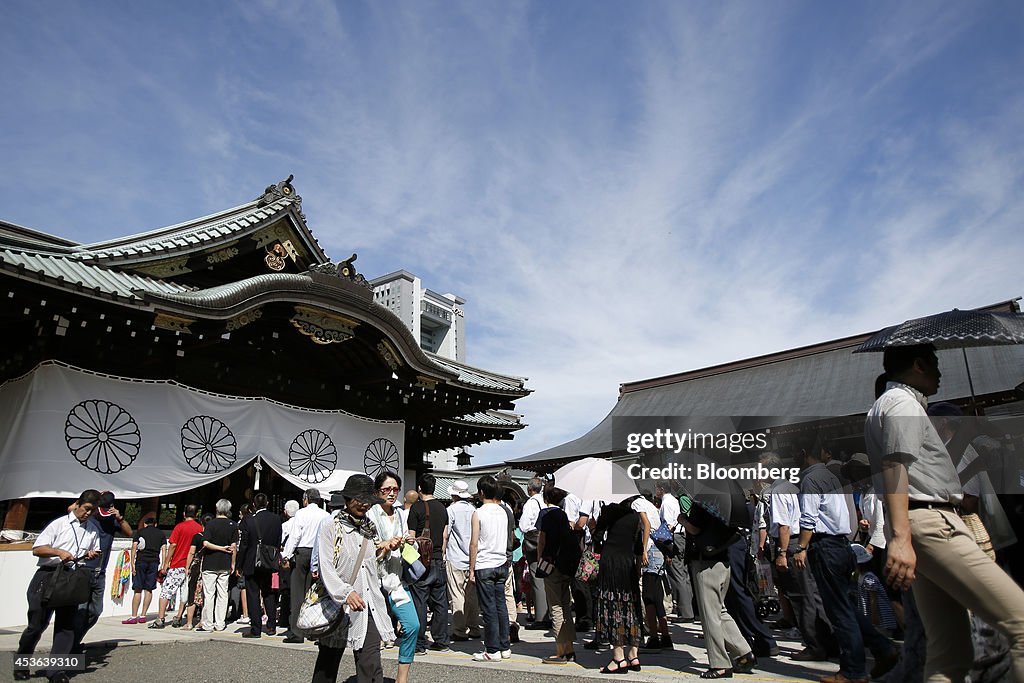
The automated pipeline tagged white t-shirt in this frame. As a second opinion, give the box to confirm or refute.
[474,503,510,570]
[630,496,660,551]
[660,492,681,533]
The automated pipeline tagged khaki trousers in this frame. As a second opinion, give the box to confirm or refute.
[544,568,577,651]
[910,508,1024,683]
[693,559,750,669]
[505,566,516,624]
[446,562,480,637]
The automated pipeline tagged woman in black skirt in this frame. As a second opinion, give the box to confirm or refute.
[593,501,645,673]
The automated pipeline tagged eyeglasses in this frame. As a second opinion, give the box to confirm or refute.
[378,487,400,494]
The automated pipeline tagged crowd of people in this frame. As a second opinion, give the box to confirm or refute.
[14,344,1024,683]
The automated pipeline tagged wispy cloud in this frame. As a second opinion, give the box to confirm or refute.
[1,1,1021,464]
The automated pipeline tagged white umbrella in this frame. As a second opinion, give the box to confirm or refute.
[551,457,640,503]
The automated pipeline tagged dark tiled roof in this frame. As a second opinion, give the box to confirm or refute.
[426,353,529,394]
[512,333,1024,466]
[0,248,194,301]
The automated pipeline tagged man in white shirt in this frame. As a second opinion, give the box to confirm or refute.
[17,490,102,683]
[866,345,1024,682]
[656,483,693,622]
[760,451,834,662]
[281,488,330,643]
[519,477,550,627]
[446,480,481,640]
[793,446,897,683]
[277,499,300,639]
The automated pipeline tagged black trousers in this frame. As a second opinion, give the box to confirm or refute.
[290,547,313,635]
[723,537,777,653]
[278,565,292,630]
[311,615,383,683]
[18,567,77,678]
[245,570,278,635]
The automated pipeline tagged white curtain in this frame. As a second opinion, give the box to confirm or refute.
[0,362,404,500]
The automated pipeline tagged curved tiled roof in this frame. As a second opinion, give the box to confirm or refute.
[445,410,524,428]
[0,248,194,300]
[425,354,528,394]
[71,197,323,264]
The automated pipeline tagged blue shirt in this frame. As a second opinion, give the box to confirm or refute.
[799,463,852,535]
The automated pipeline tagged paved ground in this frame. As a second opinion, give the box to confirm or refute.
[0,616,849,682]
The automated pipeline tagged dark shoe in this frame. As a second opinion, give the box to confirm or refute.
[753,642,780,658]
[13,671,30,681]
[660,634,673,649]
[525,620,552,630]
[575,620,593,632]
[700,669,733,679]
[584,639,608,650]
[639,636,661,652]
[428,642,453,653]
[542,652,576,664]
[282,635,304,644]
[734,652,756,674]
[600,659,629,674]
[171,617,183,628]
[415,646,428,656]
[452,634,473,641]
[148,619,167,629]
[628,657,641,672]
[509,622,520,643]
[870,650,901,678]
[50,674,71,683]
[791,648,828,662]
[770,618,795,629]
[243,632,261,638]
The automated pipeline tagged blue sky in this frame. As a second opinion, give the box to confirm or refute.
[2,1,1022,465]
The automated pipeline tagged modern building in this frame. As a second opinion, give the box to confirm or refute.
[371,270,466,363]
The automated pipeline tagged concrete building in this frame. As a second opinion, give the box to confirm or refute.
[371,270,466,362]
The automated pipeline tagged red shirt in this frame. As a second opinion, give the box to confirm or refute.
[168,519,203,569]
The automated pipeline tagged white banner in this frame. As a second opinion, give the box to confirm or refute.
[0,363,404,500]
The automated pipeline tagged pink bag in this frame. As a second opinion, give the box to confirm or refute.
[271,572,279,590]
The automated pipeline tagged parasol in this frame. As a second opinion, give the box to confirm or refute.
[551,457,640,503]
[854,308,1024,408]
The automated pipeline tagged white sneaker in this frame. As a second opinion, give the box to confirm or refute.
[472,651,502,662]
[500,649,512,659]
[237,617,250,625]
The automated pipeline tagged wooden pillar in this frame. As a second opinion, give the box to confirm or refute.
[2,498,30,531]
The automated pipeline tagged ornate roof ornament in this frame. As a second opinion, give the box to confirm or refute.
[308,254,372,290]
[257,175,303,210]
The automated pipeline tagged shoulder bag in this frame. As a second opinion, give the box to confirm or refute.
[253,513,281,571]
[43,520,92,607]
[297,526,370,639]
[413,501,434,569]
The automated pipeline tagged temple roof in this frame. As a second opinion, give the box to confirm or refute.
[511,299,1024,469]
[0,178,530,454]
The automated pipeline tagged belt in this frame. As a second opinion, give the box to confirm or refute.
[37,565,58,572]
[810,533,846,543]
[908,501,957,513]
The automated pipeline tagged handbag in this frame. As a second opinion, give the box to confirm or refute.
[534,557,555,579]
[43,518,93,608]
[43,562,92,607]
[297,526,370,639]
[413,501,434,570]
[401,542,426,582]
[251,512,282,571]
[575,547,600,583]
[961,512,995,560]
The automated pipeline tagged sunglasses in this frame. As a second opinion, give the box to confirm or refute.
[378,486,400,494]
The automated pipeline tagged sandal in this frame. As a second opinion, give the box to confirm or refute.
[628,657,641,672]
[600,659,629,674]
[700,669,733,679]
[147,619,166,629]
